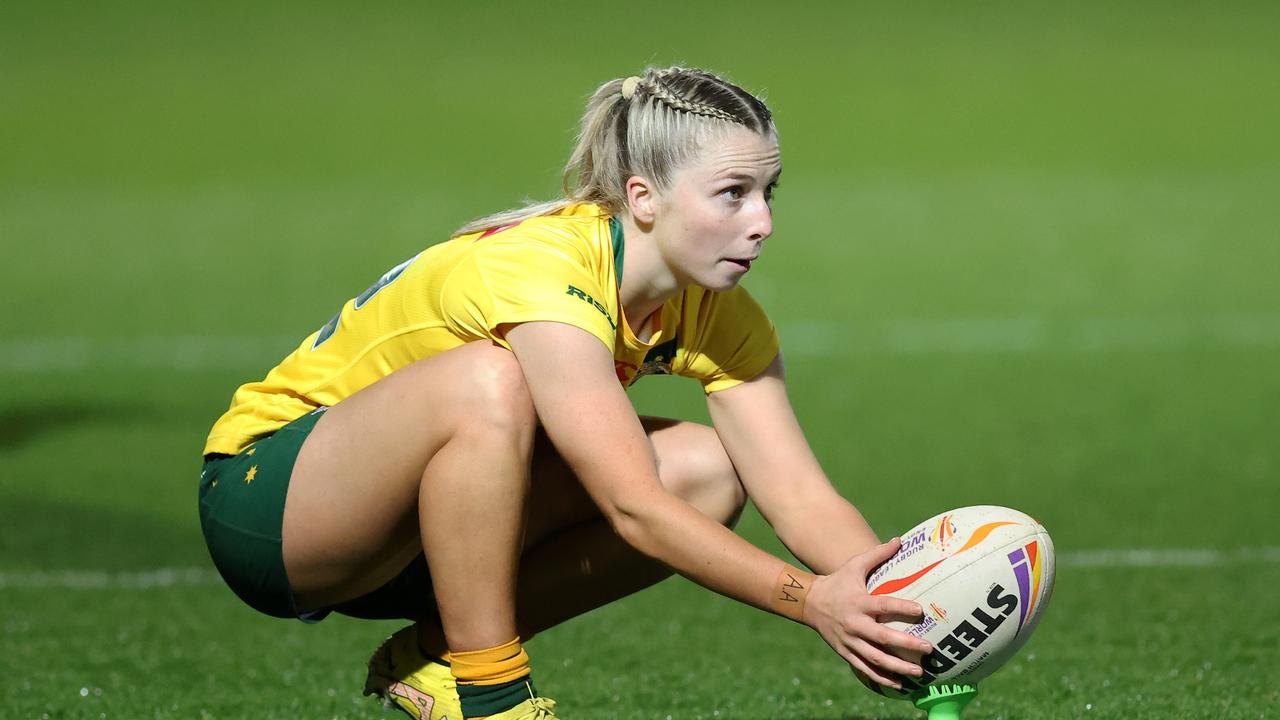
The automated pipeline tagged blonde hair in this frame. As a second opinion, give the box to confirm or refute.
[452,66,775,237]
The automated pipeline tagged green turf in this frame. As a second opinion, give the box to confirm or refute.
[3,1,1279,717]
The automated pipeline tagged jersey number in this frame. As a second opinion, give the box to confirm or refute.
[311,253,421,350]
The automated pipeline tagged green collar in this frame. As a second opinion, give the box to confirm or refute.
[608,216,624,286]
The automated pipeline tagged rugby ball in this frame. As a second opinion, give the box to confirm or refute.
[862,505,1055,698]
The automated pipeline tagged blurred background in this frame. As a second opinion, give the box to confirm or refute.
[3,1,1278,718]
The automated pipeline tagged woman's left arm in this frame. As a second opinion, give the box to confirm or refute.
[706,353,880,574]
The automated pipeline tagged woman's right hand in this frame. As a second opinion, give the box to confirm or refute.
[803,538,934,690]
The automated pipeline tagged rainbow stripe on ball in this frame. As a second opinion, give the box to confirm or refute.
[1007,541,1043,634]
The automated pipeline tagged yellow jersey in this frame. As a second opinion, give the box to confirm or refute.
[204,203,779,456]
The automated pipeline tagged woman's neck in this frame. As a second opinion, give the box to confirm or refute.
[616,213,683,337]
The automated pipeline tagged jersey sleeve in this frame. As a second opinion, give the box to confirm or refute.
[440,231,618,353]
[678,286,780,394]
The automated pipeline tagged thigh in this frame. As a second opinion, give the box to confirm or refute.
[281,340,527,610]
[320,416,738,622]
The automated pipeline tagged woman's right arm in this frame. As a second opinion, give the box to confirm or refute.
[504,320,930,687]
[506,320,786,609]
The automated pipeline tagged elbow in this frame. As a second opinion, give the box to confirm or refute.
[601,497,662,559]
[609,513,648,554]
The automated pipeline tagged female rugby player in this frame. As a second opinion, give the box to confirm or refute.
[199,67,930,720]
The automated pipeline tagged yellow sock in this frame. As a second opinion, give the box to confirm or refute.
[451,637,529,684]
[452,638,535,717]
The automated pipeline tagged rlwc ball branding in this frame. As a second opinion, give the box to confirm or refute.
[868,520,1021,597]
[867,529,928,588]
[906,612,939,639]
[929,602,948,622]
[897,528,929,560]
[929,514,958,547]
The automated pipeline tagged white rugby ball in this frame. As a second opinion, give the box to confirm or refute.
[862,505,1055,698]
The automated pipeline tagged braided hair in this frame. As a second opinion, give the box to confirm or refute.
[623,67,771,129]
[454,66,775,236]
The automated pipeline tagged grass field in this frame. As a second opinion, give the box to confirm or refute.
[3,1,1279,718]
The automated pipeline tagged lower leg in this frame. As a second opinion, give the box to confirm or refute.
[416,397,542,717]
[416,517,666,660]
[418,427,531,653]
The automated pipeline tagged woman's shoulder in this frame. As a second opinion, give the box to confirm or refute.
[459,202,608,240]
[451,203,612,265]
[667,283,779,392]
[430,203,619,305]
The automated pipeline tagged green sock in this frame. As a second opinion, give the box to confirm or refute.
[457,676,536,717]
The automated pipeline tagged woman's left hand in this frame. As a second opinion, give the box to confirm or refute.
[802,538,933,690]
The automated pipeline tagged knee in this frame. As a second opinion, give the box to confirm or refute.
[658,424,747,529]
[454,344,536,442]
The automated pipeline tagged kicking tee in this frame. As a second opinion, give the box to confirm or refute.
[203,203,779,456]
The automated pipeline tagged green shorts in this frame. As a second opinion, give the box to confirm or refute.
[199,407,437,622]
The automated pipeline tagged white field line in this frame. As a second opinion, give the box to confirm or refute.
[1063,546,1280,567]
[0,567,221,589]
[2,548,1278,590]
[3,314,1279,373]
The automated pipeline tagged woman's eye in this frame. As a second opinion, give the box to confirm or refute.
[722,186,744,200]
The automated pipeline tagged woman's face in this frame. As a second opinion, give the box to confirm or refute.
[652,126,781,292]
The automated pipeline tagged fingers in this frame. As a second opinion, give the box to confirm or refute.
[829,617,930,689]
[851,636,924,680]
[819,542,944,693]
[854,537,902,574]
[859,596,931,655]
[872,621,933,658]
[884,642,926,673]
[897,648,925,668]
[870,595,926,625]
[844,647,903,690]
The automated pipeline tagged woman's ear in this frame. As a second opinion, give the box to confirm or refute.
[625,175,657,224]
